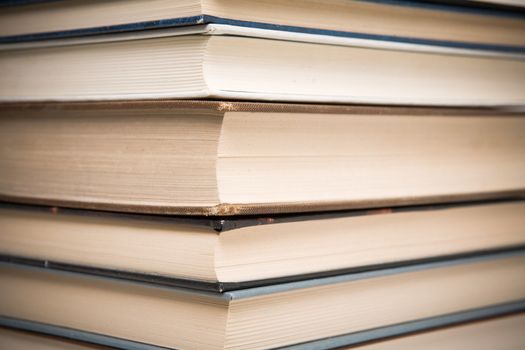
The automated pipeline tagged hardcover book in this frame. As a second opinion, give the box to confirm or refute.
[1,102,524,215]
[1,26,524,105]
[1,0,524,54]
[1,200,524,289]
[1,306,524,350]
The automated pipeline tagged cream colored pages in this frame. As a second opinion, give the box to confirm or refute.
[349,313,525,350]
[0,207,220,281]
[0,0,202,37]
[1,0,524,47]
[1,201,524,283]
[0,108,223,211]
[202,0,525,46]
[214,201,525,281]
[217,112,525,207]
[0,266,229,350]
[223,255,525,349]
[1,34,525,104]
[1,255,524,349]
[0,35,210,101]
[0,327,109,350]
[1,108,524,215]
[203,36,525,105]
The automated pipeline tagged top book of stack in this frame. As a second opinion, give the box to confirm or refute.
[0,0,524,105]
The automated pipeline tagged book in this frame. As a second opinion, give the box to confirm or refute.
[0,0,524,54]
[348,313,525,350]
[1,200,524,289]
[0,326,108,350]
[1,26,525,105]
[1,303,524,350]
[1,250,524,350]
[1,102,524,215]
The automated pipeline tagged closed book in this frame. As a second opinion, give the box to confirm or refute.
[1,200,525,288]
[1,26,525,105]
[1,102,524,215]
[1,0,524,53]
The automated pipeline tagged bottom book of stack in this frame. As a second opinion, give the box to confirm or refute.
[2,310,524,350]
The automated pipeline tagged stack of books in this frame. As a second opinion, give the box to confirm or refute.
[1,1,525,349]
